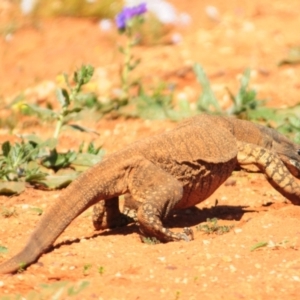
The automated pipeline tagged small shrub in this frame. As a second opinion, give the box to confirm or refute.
[196,218,234,235]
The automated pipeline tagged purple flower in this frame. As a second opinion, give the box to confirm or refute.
[115,3,147,30]
[132,3,147,16]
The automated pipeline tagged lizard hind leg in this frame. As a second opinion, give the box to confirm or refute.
[92,197,134,230]
[128,159,193,243]
[122,193,139,222]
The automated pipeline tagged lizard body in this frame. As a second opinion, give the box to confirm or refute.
[1,114,300,274]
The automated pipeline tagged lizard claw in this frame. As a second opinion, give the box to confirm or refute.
[184,227,194,240]
[178,227,194,241]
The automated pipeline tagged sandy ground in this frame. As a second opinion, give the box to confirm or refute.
[1,0,300,299]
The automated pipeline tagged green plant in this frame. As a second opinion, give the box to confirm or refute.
[278,46,300,66]
[193,64,270,121]
[83,263,92,276]
[276,114,300,143]
[141,236,161,245]
[26,64,95,139]
[0,140,46,183]
[1,206,18,218]
[0,66,105,195]
[251,239,297,252]
[31,0,122,18]
[193,63,222,114]
[78,141,103,155]
[175,290,181,300]
[29,206,43,216]
[117,81,190,120]
[42,148,77,171]
[196,218,234,235]
[98,266,104,275]
[226,69,266,119]
[0,245,8,254]
[17,262,26,273]
[116,3,147,101]
[0,280,90,299]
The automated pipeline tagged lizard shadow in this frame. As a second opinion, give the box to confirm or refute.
[165,204,256,228]
[47,204,255,253]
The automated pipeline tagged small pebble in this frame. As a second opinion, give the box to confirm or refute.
[255,263,261,269]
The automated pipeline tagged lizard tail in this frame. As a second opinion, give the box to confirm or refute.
[0,159,128,274]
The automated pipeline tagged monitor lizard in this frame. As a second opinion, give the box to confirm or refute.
[1,114,300,274]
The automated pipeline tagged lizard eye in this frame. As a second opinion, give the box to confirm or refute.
[298,149,300,155]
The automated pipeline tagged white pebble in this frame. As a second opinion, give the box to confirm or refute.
[98,19,113,32]
[157,256,166,262]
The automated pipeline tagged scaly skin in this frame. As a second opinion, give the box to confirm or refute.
[1,114,300,274]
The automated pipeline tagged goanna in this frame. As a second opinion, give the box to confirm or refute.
[1,114,300,274]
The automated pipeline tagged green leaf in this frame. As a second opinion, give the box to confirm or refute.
[120,82,179,120]
[1,141,11,157]
[40,138,58,150]
[193,63,221,113]
[20,134,44,145]
[0,182,26,195]
[67,124,99,135]
[63,107,82,116]
[25,171,47,183]
[29,207,43,215]
[39,173,78,189]
[67,281,90,296]
[75,92,98,108]
[118,45,125,54]
[74,65,94,86]
[287,116,300,129]
[0,245,8,253]
[71,152,104,171]
[25,103,57,120]
[56,88,70,108]
[42,149,77,170]
[278,46,300,66]
[246,106,278,122]
[40,281,69,291]
[250,241,268,252]
[226,68,266,119]
[87,142,102,155]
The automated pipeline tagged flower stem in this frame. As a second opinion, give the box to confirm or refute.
[53,107,66,139]
[121,35,132,99]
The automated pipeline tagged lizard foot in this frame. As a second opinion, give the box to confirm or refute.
[139,227,193,243]
[180,227,194,241]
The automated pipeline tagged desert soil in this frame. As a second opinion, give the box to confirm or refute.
[1,0,300,299]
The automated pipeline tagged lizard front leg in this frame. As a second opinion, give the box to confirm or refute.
[237,142,300,205]
[128,158,193,242]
